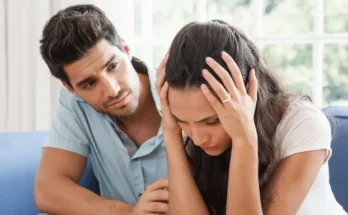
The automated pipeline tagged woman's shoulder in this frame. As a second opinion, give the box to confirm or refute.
[274,98,332,159]
[280,98,330,129]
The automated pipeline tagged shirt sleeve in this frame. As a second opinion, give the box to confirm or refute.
[278,103,332,163]
[43,89,90,157]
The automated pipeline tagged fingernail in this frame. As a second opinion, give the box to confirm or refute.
[206,57,213,63]
[202,69,208,77]
[201,84,207,91]
[221,51,227,57]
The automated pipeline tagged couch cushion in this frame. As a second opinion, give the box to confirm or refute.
[0,131,99,215]
[323,106,348,212]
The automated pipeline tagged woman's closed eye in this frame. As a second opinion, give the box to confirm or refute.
[205,119,220,126]
[176,119,186,124]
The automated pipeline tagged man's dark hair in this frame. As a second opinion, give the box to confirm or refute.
[40,4,147,87]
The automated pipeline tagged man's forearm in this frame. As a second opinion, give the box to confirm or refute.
[35,177,134,215]
[93,199,134,215]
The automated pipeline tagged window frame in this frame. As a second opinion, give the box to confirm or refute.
[133,0,348,107]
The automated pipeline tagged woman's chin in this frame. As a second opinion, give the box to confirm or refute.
[202,148,224,156]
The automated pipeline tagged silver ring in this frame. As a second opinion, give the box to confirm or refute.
[221,94,231,103]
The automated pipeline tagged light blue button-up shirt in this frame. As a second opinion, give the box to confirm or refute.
[43,69,167,204]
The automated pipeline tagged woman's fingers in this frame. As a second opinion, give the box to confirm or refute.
[205,57,238,99]
[200,83,225,114]
[156,54,169,76]
[202,69,231,104]
[156,67,166,95]
[221,51,246,94]
[247,69,258,102]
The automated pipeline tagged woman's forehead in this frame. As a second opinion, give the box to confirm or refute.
[168,88,216,122]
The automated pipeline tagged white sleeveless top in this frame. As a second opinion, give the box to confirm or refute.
[274,100,347,215]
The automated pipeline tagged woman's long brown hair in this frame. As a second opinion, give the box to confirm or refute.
[165,20,299,214]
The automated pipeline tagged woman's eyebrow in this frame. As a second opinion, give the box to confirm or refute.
[172,114,218,123]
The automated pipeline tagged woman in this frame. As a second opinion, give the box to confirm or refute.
[155,20,346,215]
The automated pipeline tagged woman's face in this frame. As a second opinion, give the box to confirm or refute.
[168,87,231,156]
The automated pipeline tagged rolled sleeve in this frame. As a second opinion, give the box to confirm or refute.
[43,89,90,157]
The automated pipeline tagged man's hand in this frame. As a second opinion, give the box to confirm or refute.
[132,178,169,215]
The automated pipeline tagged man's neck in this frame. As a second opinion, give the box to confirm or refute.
[119,94,159,129]
[116,73,161,146]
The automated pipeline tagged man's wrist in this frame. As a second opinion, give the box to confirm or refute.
[96,199,134,215]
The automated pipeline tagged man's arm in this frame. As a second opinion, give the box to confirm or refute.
[35,147,133,215]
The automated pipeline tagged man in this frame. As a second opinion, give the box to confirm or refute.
[35,4,168,215]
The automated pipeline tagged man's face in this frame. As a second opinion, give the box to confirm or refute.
[63,39,140,117]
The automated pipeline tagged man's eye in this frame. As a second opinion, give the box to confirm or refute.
[109,62,118,70]
[84,81,96,89]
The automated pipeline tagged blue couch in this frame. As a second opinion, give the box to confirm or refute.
[0,107,347,214]
[323,106,348,212]
[0,131,99,214]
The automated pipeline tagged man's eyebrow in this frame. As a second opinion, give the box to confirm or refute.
[75,55,116,88]
[101,54,116,70]
[76,76,94,88]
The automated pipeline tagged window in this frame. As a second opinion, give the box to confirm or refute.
[133,0,348,107]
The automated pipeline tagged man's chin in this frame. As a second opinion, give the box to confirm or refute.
[106,104,137,118]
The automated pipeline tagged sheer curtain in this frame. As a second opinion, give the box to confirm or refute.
[0,0,134,132]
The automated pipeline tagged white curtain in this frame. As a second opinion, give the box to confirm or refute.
[0,0,134,132]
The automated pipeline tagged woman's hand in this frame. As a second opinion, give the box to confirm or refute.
[155,55,182,136]
[201,51,258,148]
[156,56,210,215]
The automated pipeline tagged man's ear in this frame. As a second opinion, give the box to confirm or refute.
[121,40,132,61]
[62,81,78,97]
